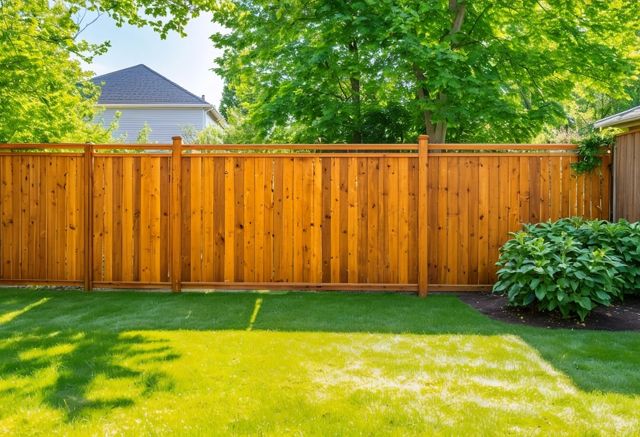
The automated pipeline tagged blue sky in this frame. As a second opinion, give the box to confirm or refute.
[79,13,225,107]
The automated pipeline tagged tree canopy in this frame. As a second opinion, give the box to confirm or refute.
[0,0,110,142]
[2,0,639,144]
[211,0,640,143]
[0,0,213,143]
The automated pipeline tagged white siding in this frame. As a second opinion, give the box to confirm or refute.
[96,107,207,143]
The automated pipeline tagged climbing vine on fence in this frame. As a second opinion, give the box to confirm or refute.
[572,132,615,174]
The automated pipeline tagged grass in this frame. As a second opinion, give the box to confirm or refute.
[0,289,638,436]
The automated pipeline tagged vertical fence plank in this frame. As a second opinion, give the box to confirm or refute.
[244,157,256,281]
[272,158,283,281]
[331,158,341,283]
[458,158,470,284]
[397,157,409,284]
[302,158,313,283]
[282,158,294,281]
[437,157,448,285]
[477,157,489,284]
[409,157,419,284]
[468,158,479,284]
[84,145,93,291]
[339,158,349,283]
[418,135,429,296]
[213,158,226,282]
[170,136,182,292]
[254,159,265,282]
[190,156,202,282]
[347,157,358,283]
[321,158,332,283]
[311,157,323,283]
[223,157,235,282]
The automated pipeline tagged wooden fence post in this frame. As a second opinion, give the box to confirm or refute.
[171,136,183,292]
[84,144,94,291]
[418,135,429,297]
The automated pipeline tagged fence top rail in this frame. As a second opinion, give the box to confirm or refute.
[0,143,173,150]
[0,142,582,154]
[430,143,578,150]
[182,144,419,151]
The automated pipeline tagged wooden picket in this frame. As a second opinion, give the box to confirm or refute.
[0,138,611,293]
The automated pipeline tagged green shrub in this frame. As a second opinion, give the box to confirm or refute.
[522,218,640,295]
[493,218,640,320]
[494,229,624,321]
[578,220,640,294]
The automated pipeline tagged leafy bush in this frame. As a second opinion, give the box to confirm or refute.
[577,220,640,294]
[524,218,640,295]
[493,218,640,320]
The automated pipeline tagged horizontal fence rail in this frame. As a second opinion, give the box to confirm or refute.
[0,137,611,294]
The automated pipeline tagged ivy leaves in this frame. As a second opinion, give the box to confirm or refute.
[572,132,615,174]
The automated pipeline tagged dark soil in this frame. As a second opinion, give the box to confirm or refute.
[458,293,640,331]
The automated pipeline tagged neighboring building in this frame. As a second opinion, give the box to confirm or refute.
[594,105,640,222]
[594,104,640,131]
[92,64,224,143]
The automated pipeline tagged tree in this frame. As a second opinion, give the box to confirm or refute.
[181,124,224,144]
[0,0,111,143]
[0,0,213,144]
[212,1,640,143]
[213,1,415,143]
[136,122,152,143]
[218,82,239,120]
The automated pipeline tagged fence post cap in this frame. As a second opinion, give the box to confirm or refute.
[172,136,182,141]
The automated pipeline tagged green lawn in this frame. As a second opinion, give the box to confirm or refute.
[0,289,638,436]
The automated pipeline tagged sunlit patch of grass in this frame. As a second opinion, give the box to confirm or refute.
[0,289,638,436]
[0,297,49,324]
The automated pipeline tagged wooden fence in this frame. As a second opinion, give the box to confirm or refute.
[0,137,611,295]
[613,130,640,222]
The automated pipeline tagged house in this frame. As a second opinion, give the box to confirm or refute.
[594,104,640,131]
[92,64,224,143]
[594,105,640,222]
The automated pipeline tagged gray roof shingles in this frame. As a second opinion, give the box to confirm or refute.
[92,64,210,106]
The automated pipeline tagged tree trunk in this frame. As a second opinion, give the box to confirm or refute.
[349,41,363,143]
[415,1,467,143]
[414,66,448,143]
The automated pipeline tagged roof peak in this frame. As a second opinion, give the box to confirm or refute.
[91,64,211,106]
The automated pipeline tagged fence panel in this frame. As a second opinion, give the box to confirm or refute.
[91,155,172,287]
[180,154,419,289]
[0,152,85,284]
[0,140,612,293]
[427,151,610,286]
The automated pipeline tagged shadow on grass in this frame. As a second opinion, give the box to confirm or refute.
[0,288,638,406]
[0,295,180,421]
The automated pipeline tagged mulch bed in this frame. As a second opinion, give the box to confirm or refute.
[458,293,640,331]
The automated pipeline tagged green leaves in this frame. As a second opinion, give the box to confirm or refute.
[0,0,113,143]
[211,1,640,143]
[493,218,640,321]
[572,132,615,174]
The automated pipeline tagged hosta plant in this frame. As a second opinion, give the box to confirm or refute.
[493,229,625,321]
[523,218,640,295]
